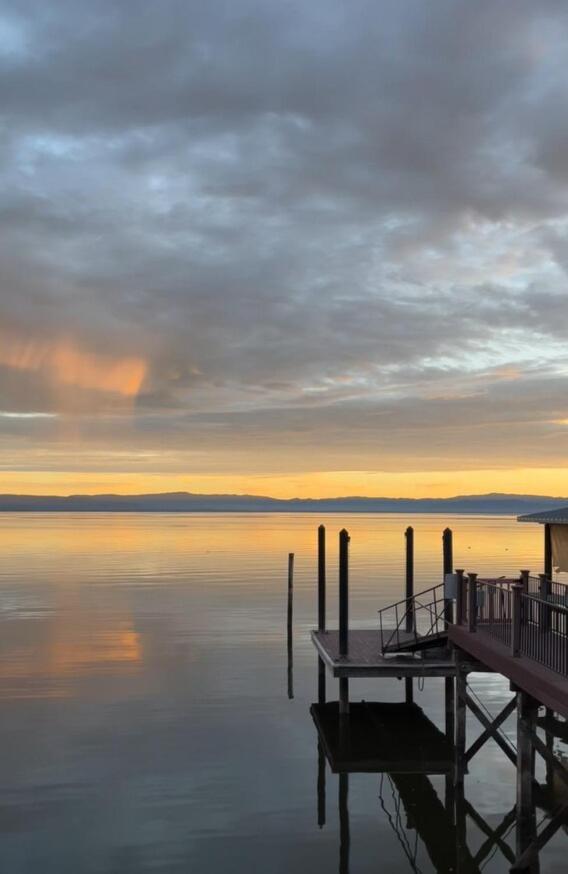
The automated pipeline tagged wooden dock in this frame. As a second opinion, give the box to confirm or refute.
[312,629,456,678]
[304,522,568,871]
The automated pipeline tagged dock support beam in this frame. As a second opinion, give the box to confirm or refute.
[515,692,538,868]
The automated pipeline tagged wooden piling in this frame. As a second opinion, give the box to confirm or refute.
[339,529,350,656]
[318,525,326,632]
[405,526,414,633]
[287,553,294,699]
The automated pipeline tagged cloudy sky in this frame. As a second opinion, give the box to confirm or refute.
[2,0,568,497]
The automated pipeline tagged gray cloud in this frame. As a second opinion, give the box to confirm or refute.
[1,0,568,482]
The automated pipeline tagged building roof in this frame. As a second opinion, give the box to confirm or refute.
[517,506,568,525]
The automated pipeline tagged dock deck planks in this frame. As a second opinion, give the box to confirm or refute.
[312,628,456,678]
[449,624,568,720]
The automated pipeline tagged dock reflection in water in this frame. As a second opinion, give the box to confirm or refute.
[311,696,568,873]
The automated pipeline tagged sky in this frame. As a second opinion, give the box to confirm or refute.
[2,0,568,498]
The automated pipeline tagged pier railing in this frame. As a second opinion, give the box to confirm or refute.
[458,575,568,677]
[378,583,447,653]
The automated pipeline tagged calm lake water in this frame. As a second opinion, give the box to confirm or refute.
[0,512,565,872]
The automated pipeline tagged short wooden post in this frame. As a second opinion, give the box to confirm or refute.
[287,553,294,699]
[512,584,522,657]
[405,526,414,633]
[443,527,454,626]
[539,573,551,634]
[455,569,465,625]
[318,525,326,631]
[339,529,350,656]
[545,523,552,581]
[467,573,478,632]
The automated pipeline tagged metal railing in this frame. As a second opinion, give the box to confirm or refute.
[378,583,447,653]
[458,575,568,677]
[527,575,568,606]
[476,581,513,648]
[520,593,568,675]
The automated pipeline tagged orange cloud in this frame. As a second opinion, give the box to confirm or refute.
[0,334,146,397]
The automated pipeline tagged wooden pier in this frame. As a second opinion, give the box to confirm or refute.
[306,519,568,872]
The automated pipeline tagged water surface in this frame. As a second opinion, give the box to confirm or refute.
[0,513,565,872]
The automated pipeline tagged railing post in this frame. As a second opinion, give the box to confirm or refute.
[468,573,478,632]
[405,526,414,633]
[512,584,522,657]
[544,523,552,581]
[339,529,350,657]
[520,569,530,624]
[455,570,465,626]
[539,573,551,634]
[318,525,326,632]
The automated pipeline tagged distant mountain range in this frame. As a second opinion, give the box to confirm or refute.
[0,491,566,514]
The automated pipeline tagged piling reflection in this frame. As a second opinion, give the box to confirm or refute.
[311,698,562,873]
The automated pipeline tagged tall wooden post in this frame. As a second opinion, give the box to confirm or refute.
[318,525,327,704]
[405,526,414,633]
[405,526,415,704]
[339,529,350,715]
[544,523,552,581]
[443,527,454,627]
[287,553,294,699]
[339,529,349,656]
[318,525,326,631]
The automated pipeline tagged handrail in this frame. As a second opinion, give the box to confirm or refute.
[472,577,568,676]
[378,583,447,653]
[377,583,445,614]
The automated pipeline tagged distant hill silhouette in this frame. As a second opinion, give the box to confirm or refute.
[0,491,567,514]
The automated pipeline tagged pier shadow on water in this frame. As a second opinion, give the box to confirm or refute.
[310,698,568,873]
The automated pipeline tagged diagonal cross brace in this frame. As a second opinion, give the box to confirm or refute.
[464,693,517,768]
[465,696,516,764]
[511,799,568,872]
[467,802,516,866]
